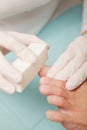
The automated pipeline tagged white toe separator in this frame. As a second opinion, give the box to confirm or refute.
[12,43,48,92]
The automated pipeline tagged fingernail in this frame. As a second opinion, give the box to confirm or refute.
[16,85,23,93]
[66,83,73,90]
[40,85,46,92]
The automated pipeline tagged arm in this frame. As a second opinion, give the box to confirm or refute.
[0,0,52,19]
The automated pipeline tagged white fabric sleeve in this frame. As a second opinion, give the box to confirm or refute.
[0,0,52,19]
[82,0,87,33]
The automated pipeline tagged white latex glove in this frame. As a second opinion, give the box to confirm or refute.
[47,35,87,90]
[0,31,48,94]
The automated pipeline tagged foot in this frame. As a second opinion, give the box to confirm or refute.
[39,77,87,130]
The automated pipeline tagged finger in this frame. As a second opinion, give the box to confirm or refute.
[8,31,50,49]
[47,95,70,109]
[0,32,36,62]
[0,74,15,94]
[40,77,65,88]
[47,47,74,78]
[66,61,87,90]
[46,110,66,122]
[54,55,86,80]
[39,84,67,98]
[38,66,51,77]
[0,52,22,83]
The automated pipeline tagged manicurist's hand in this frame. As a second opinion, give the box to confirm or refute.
[0,31,48,94]
[47,35,87,90]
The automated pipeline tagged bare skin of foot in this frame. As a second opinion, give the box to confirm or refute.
[39,66,87,130]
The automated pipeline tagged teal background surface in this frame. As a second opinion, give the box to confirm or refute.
[0,5,82,130]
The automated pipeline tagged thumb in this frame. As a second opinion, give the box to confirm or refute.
[38,66,51,77]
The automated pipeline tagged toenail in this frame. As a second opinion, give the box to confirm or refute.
[40,85,46,92]
[40,77,45,84]
[47,111,51,118]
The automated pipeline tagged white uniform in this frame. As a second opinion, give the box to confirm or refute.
[0,0,81,34]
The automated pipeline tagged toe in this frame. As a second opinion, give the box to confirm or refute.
[46,110,65,122]
[39,84,67,98]
[47,95,70,109]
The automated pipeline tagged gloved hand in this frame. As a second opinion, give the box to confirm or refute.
[47,35,87,90]
[0,31,48,94]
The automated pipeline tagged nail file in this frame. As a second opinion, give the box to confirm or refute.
[12,43,48,92]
